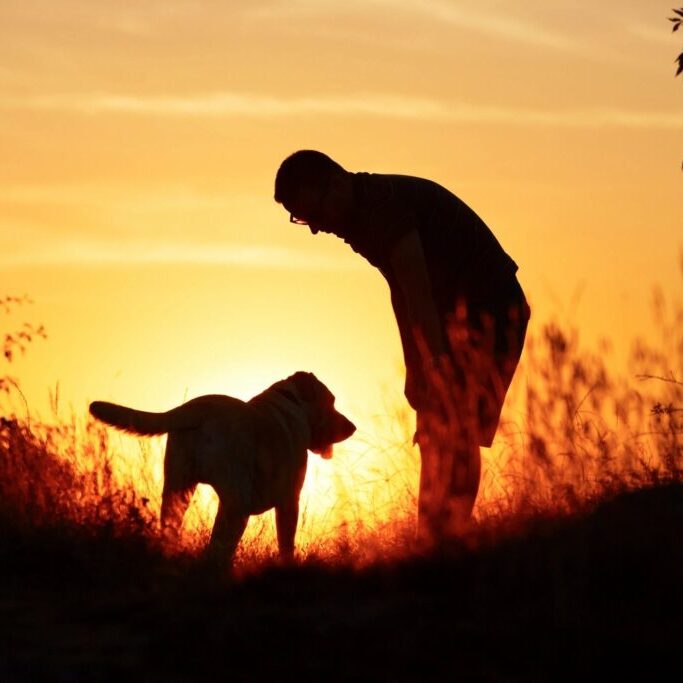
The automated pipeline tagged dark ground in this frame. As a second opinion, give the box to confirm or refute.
[1,484,682,682]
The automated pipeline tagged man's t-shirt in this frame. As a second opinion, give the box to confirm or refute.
[342,172,519,314]
[339,172,525,410]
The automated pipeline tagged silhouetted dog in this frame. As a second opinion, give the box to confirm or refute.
[89,372,356,568]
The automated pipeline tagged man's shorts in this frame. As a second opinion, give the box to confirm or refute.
[412,276,530,448]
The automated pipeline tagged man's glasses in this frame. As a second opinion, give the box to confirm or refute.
[289,214,309,225]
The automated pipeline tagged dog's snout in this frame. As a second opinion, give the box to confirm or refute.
[336,412,356,441]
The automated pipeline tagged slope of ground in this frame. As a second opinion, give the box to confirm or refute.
[1,483,681,681]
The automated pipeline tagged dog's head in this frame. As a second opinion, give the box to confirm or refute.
[287,371,356,459]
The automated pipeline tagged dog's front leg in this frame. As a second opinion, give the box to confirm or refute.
[207,501,249,570]
[275,499,299,561]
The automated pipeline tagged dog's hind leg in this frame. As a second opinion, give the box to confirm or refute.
[206,501,248,568]
[160,431,197,543]
[161,483,197,541]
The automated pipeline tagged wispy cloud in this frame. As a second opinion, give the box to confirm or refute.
[0,237,364,271]
[2,91,681,130]
[1,0,195,38]
[247,0,583,54]
[378,0,580,53]
[0,92,449,120]
[0,182,255,210]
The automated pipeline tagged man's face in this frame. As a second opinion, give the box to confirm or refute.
[287,185,330,235]
[286,177,350,236]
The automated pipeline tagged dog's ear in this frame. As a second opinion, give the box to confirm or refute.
[290,371,322,402]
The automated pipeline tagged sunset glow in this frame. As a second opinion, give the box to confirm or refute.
[1,1,681,554]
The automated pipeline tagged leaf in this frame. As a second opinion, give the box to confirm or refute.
[677,54,683,76]
[674,23,681,31]
[675,8,683,18]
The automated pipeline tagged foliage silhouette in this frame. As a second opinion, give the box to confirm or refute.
[1,296,46,411]
[669,8,683,76]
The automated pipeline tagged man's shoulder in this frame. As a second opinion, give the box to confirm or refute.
[354,172,393,204]
[356,171,438,189]
[346,173,421,265]
[356,172,457,206]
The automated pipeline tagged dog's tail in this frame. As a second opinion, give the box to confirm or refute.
[89,401,172,436]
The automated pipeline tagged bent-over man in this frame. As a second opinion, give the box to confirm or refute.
[274,150,530,540]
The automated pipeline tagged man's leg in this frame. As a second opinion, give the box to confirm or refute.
[445,438,481,535]
[415,415,447,542]
[415,407,481,542]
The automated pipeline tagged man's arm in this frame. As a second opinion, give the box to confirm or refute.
[388,229,447,361]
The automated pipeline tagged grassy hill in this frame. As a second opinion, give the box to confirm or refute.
[1,481,681,681]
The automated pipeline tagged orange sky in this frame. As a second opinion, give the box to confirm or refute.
[1,2,682,529]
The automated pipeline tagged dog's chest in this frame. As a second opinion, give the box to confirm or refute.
[248,415,308,512]
[193,405,309,514]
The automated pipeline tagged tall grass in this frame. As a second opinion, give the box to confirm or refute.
[0,415,156,538]
[0,283,681,568]
[478,284,682,524]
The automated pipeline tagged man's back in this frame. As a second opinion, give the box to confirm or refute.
[345,173,518,315]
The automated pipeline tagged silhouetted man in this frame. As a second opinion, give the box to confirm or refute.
[274,150,530,541]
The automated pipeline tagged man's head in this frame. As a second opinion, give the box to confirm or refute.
[274,150,352,235]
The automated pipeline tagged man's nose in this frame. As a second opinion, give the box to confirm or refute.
[309,225,319,235]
